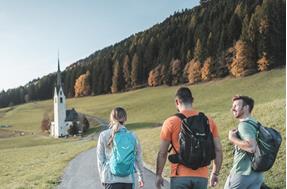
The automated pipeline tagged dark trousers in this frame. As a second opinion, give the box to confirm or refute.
[104,183,132,189]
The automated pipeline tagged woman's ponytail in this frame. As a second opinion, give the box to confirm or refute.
[107,107,127,148]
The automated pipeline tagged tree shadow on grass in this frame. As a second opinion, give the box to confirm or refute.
[125,122,162,130]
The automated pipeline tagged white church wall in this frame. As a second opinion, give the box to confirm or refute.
[51,60,70,138]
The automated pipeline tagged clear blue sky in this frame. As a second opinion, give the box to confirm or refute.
[0,0,198,91]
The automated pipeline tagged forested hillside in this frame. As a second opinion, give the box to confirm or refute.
[0,0,285,108]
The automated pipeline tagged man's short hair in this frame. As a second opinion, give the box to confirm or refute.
[232,95,254,113]
[175,87,194,104]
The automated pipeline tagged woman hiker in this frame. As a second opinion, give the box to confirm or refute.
[97,107,144,189]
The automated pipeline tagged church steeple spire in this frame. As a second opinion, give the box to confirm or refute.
[57,53,62,87]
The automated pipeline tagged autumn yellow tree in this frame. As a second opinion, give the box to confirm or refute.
[131,53,140,87]
[170,59,182,85]
[257,52,270,71]
[74,71,91,97]
[148,69,157,87]
[257,16,272,71]
[111,60,122,93]
[186,58,202,84]
[183,61,191,83]
[122,55,131,89]
[230,40,256,77]
[201,57,215,81]
[148,64,166,87]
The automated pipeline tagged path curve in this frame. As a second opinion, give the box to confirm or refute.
[57,115,170,189]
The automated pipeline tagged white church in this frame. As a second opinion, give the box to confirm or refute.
[50,58,79,138]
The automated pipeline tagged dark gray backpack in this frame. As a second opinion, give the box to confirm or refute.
[244,120,282,172]
[168,112,216,170]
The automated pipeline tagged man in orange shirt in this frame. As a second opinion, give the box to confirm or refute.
[155,87,223,189]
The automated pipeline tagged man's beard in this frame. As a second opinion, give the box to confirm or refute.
[234,110,244,118]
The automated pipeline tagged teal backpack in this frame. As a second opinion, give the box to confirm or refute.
[110,127,137,177]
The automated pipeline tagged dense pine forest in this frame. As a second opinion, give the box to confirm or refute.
[0,0,285,108]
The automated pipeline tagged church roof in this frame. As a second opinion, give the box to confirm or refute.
[65,108,78,122]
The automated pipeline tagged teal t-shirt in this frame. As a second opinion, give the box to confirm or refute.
[231,117,258,175]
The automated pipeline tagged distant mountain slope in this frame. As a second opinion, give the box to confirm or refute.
[0,0,285,108]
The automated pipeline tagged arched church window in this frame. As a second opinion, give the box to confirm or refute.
[60,97,63,103]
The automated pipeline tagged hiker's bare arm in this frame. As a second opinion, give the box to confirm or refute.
[228,129,256,153]
[156,140,170,176]
[212,137,223,175]
[155,140,169,189]
[209,137,222,187]
[206,117,222,187]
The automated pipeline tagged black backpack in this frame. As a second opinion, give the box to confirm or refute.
[244,120,282,172]
[168,112,216,170]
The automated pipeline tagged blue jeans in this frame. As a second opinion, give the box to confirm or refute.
[170,176,208,189]
[224,171,264,189]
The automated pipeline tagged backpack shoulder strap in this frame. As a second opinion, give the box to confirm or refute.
[119,127,128,132]
[198,112,205,117]
[241,120,262,158]
[174,113,186,120]
[242,120,260,130]
[175,112,207,120]
[168,113,186,154]
[198,112,209,122]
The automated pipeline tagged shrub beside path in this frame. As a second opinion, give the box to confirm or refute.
[57,115,170,189]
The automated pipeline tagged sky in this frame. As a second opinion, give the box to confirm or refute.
[0,0,198,91]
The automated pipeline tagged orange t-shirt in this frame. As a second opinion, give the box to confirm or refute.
[160,110,219,178]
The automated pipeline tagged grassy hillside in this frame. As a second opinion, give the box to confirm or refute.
[0,140,95,189]
[0,68,285,188]
[0,105,96,188]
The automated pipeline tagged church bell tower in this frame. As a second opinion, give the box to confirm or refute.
[51,57,67,138]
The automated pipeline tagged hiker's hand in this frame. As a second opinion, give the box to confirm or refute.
[209,173,218,187]
[228,129,238,141]
[139,180,144,188]
[155,175,164,189]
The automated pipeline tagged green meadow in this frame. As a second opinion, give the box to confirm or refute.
[0,68,285,188]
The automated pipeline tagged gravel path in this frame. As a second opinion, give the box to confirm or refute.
[57,115,170,189]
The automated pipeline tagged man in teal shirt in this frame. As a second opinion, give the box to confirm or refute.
[224,95,263,189]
